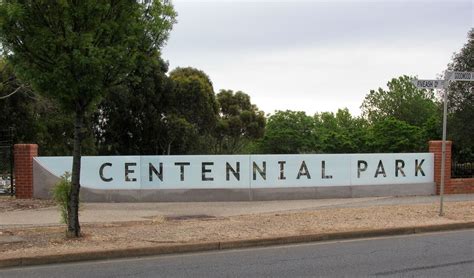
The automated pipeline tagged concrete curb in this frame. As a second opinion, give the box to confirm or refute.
[1,222,474,269]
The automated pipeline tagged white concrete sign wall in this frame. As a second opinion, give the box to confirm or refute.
[34,153,434,190]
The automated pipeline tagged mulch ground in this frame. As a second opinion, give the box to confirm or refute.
[0,197,55,213]
[1,200,473,260]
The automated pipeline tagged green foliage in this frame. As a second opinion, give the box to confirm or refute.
[1,55,450,157]
[51,172,72,225]
[0,0,177,108]
[140,0,178,51]
[169,67,219,135]
[314,109,369,153]
[367,118,424,153]
[0,0,177,237]
[361,75,440,127]
[446,28,473,162]
[95,55,172,155]
[259,107,429,154]
[159,114,199,155]
[260,110,316,154]
[0,58,96,156]
[360,75,443,153]
[2,6,470,165]
[214,90,266,154]
[162,67,220,154]
[0,59,38,142]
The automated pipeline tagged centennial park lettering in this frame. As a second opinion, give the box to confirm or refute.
[36,153,434,190]
[98,158,426,183]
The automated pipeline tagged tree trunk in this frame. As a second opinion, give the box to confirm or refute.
[67,106,84,237]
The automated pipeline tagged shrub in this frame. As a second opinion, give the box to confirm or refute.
[51,172,72,225]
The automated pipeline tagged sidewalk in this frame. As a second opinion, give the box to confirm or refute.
[2,194,473,228]
[1,195,473,268]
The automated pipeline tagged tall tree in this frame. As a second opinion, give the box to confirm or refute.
[169,67,219,134]
[95,56,172,155]
[214,90,265,154]
[0,0,176,237]
[361,75,440,127]
[168,67,219,153]
[446,28,473,161]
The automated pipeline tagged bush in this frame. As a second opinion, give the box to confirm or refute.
[51,172,72,225]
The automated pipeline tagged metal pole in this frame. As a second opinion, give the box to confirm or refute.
[439,80,449,216]
[9,127,14,197]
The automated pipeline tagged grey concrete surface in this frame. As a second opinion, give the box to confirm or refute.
[1,194,473,228]
[77,183,436,202]
[33,161,60,200]
[1,230,473,277]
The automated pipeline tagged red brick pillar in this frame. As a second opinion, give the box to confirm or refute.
[14,144,38,199]
[429,140,452,195]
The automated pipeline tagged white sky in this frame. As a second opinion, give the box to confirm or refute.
[162,0,473,116]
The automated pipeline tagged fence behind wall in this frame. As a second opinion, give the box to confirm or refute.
[452,161,473,178]
[0,128,14,196]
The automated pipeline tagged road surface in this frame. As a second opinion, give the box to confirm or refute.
[1,230,473,277]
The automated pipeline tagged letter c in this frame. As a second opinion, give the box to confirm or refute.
[99,162,113,182]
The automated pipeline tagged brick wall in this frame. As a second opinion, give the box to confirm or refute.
[14,144,38,199]
[449,178,474,194]
[429,140,474,194]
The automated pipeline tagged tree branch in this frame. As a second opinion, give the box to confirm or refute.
[0,85,24,99]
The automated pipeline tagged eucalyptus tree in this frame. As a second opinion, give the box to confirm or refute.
[169,67,219,135]
[214,90,265,154]
[168,67,219,153]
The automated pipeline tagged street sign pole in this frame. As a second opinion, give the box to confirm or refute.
[413,71,473,217]
[439,74,449,216]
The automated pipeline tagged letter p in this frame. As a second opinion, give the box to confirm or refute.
[357,160,368,178]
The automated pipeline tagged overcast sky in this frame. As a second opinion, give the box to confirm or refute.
[162,0,473,116]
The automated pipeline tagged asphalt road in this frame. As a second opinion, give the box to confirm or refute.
[1,230,473,277]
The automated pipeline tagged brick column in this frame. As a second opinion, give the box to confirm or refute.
[429,140,452,195]
[14,144,38,199]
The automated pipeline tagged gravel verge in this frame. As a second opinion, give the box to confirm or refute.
[0,201,473,262]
